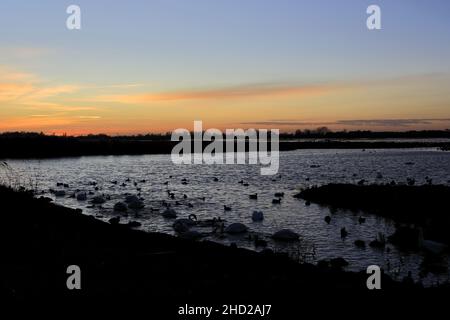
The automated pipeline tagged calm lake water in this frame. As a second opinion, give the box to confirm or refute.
[2,148,450,286]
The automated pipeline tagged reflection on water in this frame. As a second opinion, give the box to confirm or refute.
[3,148,450,286]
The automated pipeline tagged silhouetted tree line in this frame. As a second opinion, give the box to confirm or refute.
[0,131,171,141]
[2,128,450,141]
[281,128,450,139]
[1,130,449,158]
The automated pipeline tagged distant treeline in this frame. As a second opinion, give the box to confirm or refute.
[0,130,449,159]
[283,128,450,139]
[0,132,175,158]
[0,131,171,141]
[2,128,450,141]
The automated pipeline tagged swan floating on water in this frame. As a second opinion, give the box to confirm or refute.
[128,199,145,210]
[125,195,140,203]
[113,201,128,212]
[179,230,202,240]
[252,211,264,222]
[91,195,106,204]
[252,234,268,247]
[108,216,120,225]
[76,192,87,201]
[162,208,177,219]
[173,219,192,233]
[55,190,66,197]
[224,223,248,234]
[271,229,299,241]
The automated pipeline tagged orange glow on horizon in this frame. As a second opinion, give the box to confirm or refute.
[1,66,450,135]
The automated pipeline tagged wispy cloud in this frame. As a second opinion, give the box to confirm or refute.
[84,72,450,106]
[0,115,75,130]
[88,82,336,104]
[26,85,79,100]
[2,64,450,134]
[240,120,336,126]
[0,66,80,106]
[77,115,101,119]
[336,118,450,127]
[240,118,450,127]
[0,66,101,134]
[0,82,35,101]
[16,100,97,112]
[1,46,53,59]
[0,69,39,83]
[85,83,145,89]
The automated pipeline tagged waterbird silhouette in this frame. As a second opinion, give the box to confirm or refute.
[340,227,348,239]
[252,211,264,222]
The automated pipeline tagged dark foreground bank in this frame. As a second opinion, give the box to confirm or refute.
[0,185,421,302]
[2,186,450,317]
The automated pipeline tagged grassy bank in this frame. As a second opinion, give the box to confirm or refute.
[296,184,450,246]
[0,185,413,303]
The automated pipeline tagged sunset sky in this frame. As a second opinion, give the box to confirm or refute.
[1,0,450,135]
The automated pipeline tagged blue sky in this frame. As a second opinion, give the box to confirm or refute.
[1,0,450,134]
